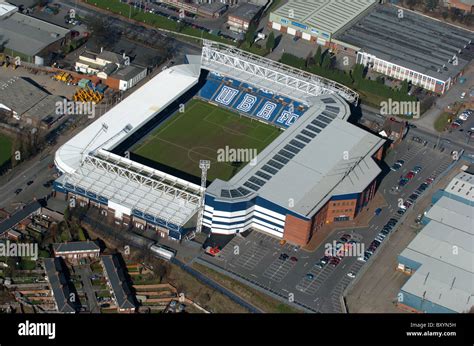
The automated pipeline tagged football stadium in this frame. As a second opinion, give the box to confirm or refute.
[54,40,384,245]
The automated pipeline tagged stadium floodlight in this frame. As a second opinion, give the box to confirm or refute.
[194,160,211,237]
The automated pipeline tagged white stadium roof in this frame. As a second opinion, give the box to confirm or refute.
[55,63,202,227]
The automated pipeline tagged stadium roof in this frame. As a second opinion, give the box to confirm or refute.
[444,172,474,204]
[207,94,385,218]
[55,63,203,227]
[399,194,473,313]
[335,5,474,81]
[272,0,376,35]
[0,11,70,57]
[55,63,200,174]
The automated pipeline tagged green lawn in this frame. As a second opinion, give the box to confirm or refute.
[0,134,12,167]
[133,99,281,182]
[85,0,233,45]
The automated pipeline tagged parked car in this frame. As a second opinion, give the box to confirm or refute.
[14,188,22,195]
[390,159,405,171]
[412,166,422,174]
[347,271,356,278]
[290,256,298,262]
[405,171,415,180]
[279,253,289,261]
[315,262,324,269]
[306,273,314,280]
[374,207,382,216]
[320,256,330,264]
[330,257,341,267]
[26,180,34,186]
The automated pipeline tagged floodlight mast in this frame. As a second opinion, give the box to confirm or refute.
[195,160,210,235]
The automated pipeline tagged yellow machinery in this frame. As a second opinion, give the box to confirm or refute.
[53,72,72,83]
[72,87,103,104]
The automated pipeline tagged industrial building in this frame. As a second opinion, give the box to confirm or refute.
[335,5,474,94]
[0,76,65,128]
[397,171,474,313]
[75,50,147,91]
[227,3,262,33]
[53,40,383,246]
[0,2,70,64]
[268,0,376,46]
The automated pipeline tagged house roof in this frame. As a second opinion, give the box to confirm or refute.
[101,255,137,310]
[53,241,100,254]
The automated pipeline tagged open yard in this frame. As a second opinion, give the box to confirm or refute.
[133,99,281,181]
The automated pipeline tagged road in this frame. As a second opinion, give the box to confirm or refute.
[76,264,100,313]
[360,104,474,154]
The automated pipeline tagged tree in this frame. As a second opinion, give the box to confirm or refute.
[314,45,322,66]
[321,52,331,70]
[245,22,257,46]
[424,0,438,11]
[266,31,275,52]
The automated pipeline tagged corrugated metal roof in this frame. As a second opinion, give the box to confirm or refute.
[0,12,69,57]
[272,0,376,34]
[399,183,474,313]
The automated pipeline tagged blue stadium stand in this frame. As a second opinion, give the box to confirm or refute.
[197,74,308,129]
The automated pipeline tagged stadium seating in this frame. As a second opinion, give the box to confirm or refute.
[197,72,308,129]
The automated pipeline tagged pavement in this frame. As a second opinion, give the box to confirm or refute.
[76,264,100,313]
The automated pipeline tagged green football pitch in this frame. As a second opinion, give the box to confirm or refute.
[133,99,282,182]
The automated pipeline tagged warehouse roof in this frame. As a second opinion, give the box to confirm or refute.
[399,187,474,313]
[0,11,69,57]
[53,241,100,254]
[272,0,376,35]
[207,94,385,218]
[444,172,474,204]
[336,4,474,81]
[425,196,473,231]
[229,3,261,22]
[0,76,48,116]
